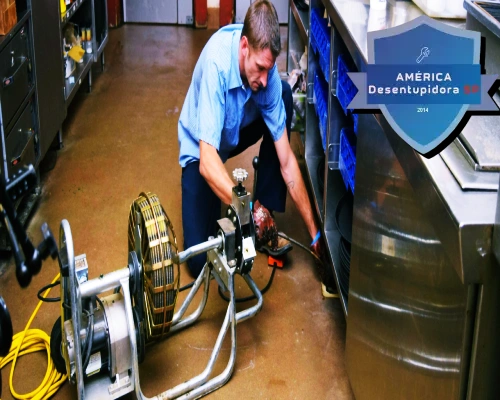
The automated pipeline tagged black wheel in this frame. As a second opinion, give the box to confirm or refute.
[50,317,67,374]
[0,296,13,357]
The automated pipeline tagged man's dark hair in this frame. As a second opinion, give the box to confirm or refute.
[241,0,281,59]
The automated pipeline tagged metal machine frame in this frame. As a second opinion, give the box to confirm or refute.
[57,168,263,399]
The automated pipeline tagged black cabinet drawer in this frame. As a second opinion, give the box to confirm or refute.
[6,101,38,179]
[0,22,32,129]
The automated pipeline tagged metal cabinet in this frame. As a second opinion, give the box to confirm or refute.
[287,0,350,316]
[0,3,38,183]
[31,0,65,160]
[31,0,108,156]
[0,0,41,249]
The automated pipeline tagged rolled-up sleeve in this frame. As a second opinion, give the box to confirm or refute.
[257,64,286,142]
[197,60,226,150]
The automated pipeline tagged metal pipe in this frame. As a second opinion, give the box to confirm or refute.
[174,237,222,265]
[180,271,238,399]
[161,273,235,399]
[79,267,130,298]
[236,275,263,324]
[170,266,210,333]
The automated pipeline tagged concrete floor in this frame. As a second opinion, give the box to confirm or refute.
[0,25,353,399]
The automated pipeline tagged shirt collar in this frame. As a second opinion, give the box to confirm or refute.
[228,29,244,90]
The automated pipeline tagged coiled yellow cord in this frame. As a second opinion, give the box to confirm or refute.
[0,274,67,399]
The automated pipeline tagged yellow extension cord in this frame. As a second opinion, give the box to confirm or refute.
[0,274,67,399]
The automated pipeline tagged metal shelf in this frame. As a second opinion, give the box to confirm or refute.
[64,53,93,107]
[95,33,108,60]
[305,157,324,228]
[290,0,309,45]
[324,169,349,318]
[61,0,89,29]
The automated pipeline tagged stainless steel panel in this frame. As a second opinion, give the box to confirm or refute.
[440,141,499,191]
[31,0,65,161]
[236,0,252,23]
[324,0,463,70]
[494,176,500,264]
[323,0,498,285]
[236,0,289,23]
[287,0,308,72]
[274,0,290,24]
[346,115,476,400]
[178,0,193,25]
[464,1,500,87]
[124,0,177,24]
[459,95,500,171]
[5,101,37,179]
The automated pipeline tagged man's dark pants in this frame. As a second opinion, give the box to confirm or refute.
[181,80,293,278]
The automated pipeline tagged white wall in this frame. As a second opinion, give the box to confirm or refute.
[208,0,220,7]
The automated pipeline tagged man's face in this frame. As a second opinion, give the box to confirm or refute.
[241,38,275,92]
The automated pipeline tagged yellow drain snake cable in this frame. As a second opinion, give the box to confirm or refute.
[0,273,67,399]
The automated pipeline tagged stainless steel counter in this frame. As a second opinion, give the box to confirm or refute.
[325,0,464,68]
[322,0,499,284]
[324,1,500,399]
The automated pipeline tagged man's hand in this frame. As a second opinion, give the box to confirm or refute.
[310,234,330,286]
[310,238,325,265]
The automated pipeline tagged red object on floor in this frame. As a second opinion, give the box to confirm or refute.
[107,0,122,28]
[219,0,234,27]
[268,255,284,268]
[194,0,208,28]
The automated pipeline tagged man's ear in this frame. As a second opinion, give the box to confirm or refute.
[240,35,249,57]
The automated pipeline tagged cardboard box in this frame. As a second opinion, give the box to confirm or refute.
[0,0,13,13]
[0,1,16,35]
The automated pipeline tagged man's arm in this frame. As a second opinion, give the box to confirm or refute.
[199,140,234,205]
[274,131,319,239]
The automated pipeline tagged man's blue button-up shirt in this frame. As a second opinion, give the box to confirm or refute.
[178,24,286,168]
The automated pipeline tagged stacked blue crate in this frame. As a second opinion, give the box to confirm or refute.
[311,8,331,83]
[339,128,357,193]
[314,73,328,151]
[337,55,359,135]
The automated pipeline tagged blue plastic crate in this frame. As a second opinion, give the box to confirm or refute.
[311,8,331,83]
[336,55,358,114]
[352,112,358,135]
[314,73,328,151]
[339,128,357,193]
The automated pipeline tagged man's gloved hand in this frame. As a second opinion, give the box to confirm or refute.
[310,232,335,291]
[311,238,325,265]
[253,199,278,249]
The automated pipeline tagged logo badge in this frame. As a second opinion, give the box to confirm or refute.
[348,16,499,157]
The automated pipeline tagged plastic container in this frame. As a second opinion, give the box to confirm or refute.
[314,73,328,151]
[339,128,357,193]
[411,0,466,19]
[311,8,331,82]
[352,113,359,135]
[336,55,358,115]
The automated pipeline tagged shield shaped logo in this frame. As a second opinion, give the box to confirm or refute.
[348,16,498,157]
[370,17,479,155]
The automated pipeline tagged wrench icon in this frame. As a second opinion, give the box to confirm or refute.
[416,47,430,63]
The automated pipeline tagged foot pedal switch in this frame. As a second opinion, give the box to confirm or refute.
[268,255,285,268]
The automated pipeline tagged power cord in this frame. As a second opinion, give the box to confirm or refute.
[0,273,67,400]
